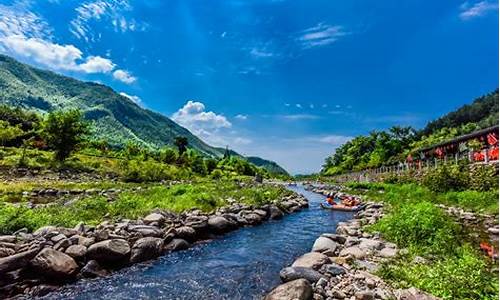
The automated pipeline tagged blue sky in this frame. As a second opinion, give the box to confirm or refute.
[0,0,498,174]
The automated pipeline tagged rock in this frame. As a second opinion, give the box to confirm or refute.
[164,238,190,252]
[0,235,16,243]
[394,287,439,300]
[28,284,59,297]
[33,226,57,236]
[264,279,313,300]
[54,238,72,251]
[175,226,197,242]
[87,239,130,264]
[70,235,95,247]
[30,248,78,279]
[128,225,163,237]
[65,245,87,259]
[253,209,268,218]
[339,246,367,259]
[0,247,15,258]
[81,260,109,278]
[143,213,166,226]
[50,233,67,243]
[321,263,346,276]
[130,237,164,263]
[359,238,384,251]
[331,290,346,299]
[208,216,235,233]
[312,237,339,256]
[355,291,374,300]
[379,247,398,258]
[279,267,325,283]
[0,248,39,273]
[292,252,330,270]
[320,233,346,244]
[243,213,262,225]
[269,205,284,220]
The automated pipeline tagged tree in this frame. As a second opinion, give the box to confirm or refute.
[0,120,23,146]
[41,110,89,161]
[174,136,188,155]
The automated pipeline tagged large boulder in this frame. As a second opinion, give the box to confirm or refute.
[264,279,313,300]
[208,216,234,233]
[269,205,284,220]
[87,239,130,264]
[0,248,39,273]
[130,237,164,263]
[65,245,87,260]
[30,248,78,279]
[81,260,109,278]
[164,239,190,252]
[311,237,339,256]
[175,226,197,242]
[292,252,330,270]
[279,267,325,283]
[339,246,367,259]
[243,213,262,225]
[143,213,165,226]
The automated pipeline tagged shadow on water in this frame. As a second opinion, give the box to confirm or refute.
[43,185,353,300]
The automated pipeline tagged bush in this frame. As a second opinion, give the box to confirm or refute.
[469,165,499,192]
[41,110,89,161]
[422,164,469,193]
[438,190,499,214]
[370,201,460,255]
[121,158,185,182]
[379,246,498,300]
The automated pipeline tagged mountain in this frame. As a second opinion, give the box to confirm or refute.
[246,156,288,175]
[0,54,287,174]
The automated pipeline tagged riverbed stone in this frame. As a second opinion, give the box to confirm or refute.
[355,290,374,300]
[30,248,78,279]
[65,245,87,259]
[339,246,367,259]
[279,266,325,283]
[269,205,284,220]
[208,216,234,233]
[265,279,313,300]
[81,260,109,278]
[394,287,439,300]
[0,248,39,273]
[0,247,15,258]
[312,237,339,256]
[321,263,346,276]
[143,213,165,226]
[87,239,130,264]
[320,233,346,244]
[292,252,330,270]
[130,237,164,263]
[379,247,398,258]
[175,226,197,242]
[164,238,190,252]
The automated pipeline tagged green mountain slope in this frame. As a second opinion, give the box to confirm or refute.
[247,156,288,175]
[0,54,286,173]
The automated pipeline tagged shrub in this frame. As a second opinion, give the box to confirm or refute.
[379,246,498,300]
[370,201,460,255]
[438,190,499,214]
[468,165,499,192]
[121,158,183,182]
[41,110,89,161]
[422,164,469,193]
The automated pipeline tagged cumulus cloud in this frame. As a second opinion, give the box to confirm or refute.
[172,100,232,135]
[119,92,142,105]
[298,23,348,48]
[70,0,148,41]
[459,1,498,20]
[235,114,248,120]
[0,3,134,79]
[113,69,136,84]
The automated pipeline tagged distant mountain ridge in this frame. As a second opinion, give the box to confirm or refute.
[0,54,288,175]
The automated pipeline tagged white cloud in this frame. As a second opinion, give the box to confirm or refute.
[295,103,302,108]
[315,135,352,145]
[70,0,147,41]
[0,3,133,78]
[119,92,142,105]
[235,114,248,120]
[234,137,252,145]
[285,103,291,107]
[298,23,348,48]
[113,69,136,84]
[459,1,498,20]
[250,47,274,58]
[172,100,232,139]
[280,114,321,120]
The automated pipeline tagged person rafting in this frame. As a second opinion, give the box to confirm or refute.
[324,193,336,207]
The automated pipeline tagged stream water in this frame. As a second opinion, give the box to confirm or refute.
[43,185,353,300]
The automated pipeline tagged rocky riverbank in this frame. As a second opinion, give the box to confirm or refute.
[264,200,438,300]
[0,191,308,299]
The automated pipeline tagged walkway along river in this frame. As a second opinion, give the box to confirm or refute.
[42,185,353,300]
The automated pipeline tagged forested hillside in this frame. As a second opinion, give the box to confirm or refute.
[0,54,287,175]
[322,90,499,175]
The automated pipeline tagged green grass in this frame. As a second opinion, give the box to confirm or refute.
[352,182,499,299]
[347,182,499,214]
[0,180,291,234]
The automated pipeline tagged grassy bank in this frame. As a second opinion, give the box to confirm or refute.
[0,180,291,234]
[348,182,498,299]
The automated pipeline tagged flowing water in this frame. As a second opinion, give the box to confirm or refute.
[43,185,353,300]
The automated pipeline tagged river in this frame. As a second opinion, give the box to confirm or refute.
[43,185,353,300]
